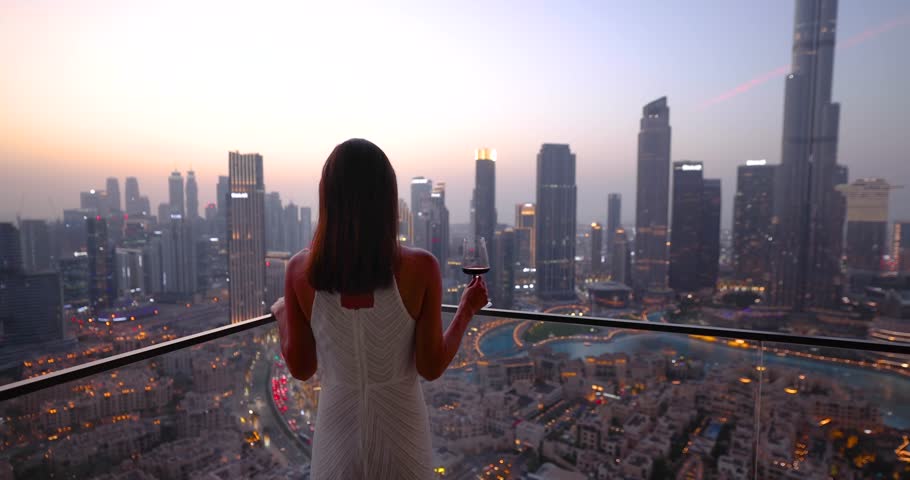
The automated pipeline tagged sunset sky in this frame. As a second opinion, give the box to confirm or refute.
[2,0,909,227]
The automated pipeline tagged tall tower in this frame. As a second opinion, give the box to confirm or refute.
[168,170,185,218]
[589,223,604,276]
[0,223,22,272]
[300,207,313,249]
[124,177,142,216]
[535,144,577,300]
[769,0,846,310]
[106,177,121,213]
[186,170,199,221]
[733,160,777,286]
[428,183,450,272]
[410,177,433,250]
[216,175,230,239]
[606,194,621,260]
[633,97,672,299]
[836,178,899,273]
[894,221,910,273]
[87,216,115,311]
[611,227,630,286]
[398,199,411,244]
[18,219,51,273]
[699,178,722,291]
[514,203,536,268]
[669,161,704,293]
[492,228,516,309]
[284,202,302,254]
[228,152,266,323]
[265,192,285,252]
[473,148,497,245]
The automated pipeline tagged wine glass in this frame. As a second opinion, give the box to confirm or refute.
[462,236,493,308]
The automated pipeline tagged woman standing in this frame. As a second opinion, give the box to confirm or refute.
[271,139,488,479]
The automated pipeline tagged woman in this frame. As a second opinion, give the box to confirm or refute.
[271,138,489,479]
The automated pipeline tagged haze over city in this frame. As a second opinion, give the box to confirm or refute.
[2,0,909,226]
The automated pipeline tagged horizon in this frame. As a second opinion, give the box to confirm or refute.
[2,0,910,227]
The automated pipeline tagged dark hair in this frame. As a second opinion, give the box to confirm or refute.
[307,139,400,294]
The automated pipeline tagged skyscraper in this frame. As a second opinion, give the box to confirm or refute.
[300,207,313,249]
[606,194,621,260]
[115,247,145,298]
[515,203,536,268]
[473,148,497,246]
[284,203,302,254]
[161,217,197,296]
[205,203,218,232]
[732,160,777,286]
[633,97,671,299]
[699,179,722,291]
[216,175,229,239]
[411,177,433,251]
[769,0,847,310]
[427,183,450,272]
[669,161,704,293]
[19,219,51,273]
[168,170,185,217]
[125,177,142,216]
[265,192,284,252]
[894,221,910,273]
[186,170,199,221]
[86,216,115,310]
[589,223,603,276]
[836,178,896,273]
[492,228,516,309]
[0,269,64,345]
[611,227,630,286]
[228,152,266,323]
[398,199,411,244]
[106,177,121,213]
[535,144,577,300]
[669,162,722,293]
[61,209,92,257]
[80,189,110,216]
[0,223,22,272]
[157,203,171,225]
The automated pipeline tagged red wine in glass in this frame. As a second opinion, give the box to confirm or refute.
[462,266,490,276]
[462,236,493,308]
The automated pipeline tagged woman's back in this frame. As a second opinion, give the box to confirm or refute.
[308,275,433,479]
[274,139,487,479]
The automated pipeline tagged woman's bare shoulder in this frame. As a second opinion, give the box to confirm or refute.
[398,246,439,272]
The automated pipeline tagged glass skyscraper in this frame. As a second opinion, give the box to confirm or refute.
[633,97,671,300]
[769,0,847,310]
[228,152,266,323]
[535,144,577,300]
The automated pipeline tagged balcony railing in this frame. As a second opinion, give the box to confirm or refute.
[1,307,909,479]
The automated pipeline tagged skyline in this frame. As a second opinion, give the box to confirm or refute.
[2,1,910,227]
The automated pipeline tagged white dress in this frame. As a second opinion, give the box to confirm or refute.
[308,278,434,480]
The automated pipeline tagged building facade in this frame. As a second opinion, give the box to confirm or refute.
[473,148,497,247]
[168,170,185,218]
[228,152,266,323]
[732,161,776,286]
[633,97,672,299]
[836,178,896,273]
[769,0,847,310]
[535,144,577,300]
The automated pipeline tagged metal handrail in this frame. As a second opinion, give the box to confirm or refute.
[2,305,909,401]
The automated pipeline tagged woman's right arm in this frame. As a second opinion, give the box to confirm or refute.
[278,253,318,381]
[414,252,488,381]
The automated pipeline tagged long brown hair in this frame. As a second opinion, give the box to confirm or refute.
[307,139,400,294]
